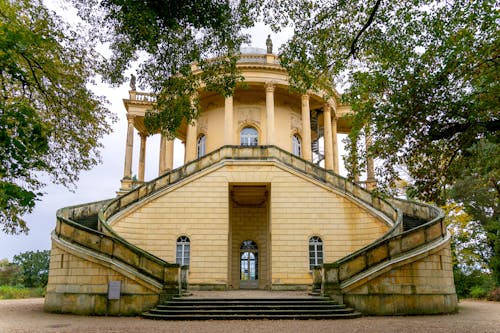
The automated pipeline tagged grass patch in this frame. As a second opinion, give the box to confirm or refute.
[0,285,45,299]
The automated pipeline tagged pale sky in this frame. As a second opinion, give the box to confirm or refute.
[0,2,347,261]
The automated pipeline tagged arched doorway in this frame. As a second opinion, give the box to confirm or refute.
[240,240,258,289]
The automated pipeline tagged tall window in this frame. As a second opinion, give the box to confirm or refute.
[176,236,190,266]
[197,135,206,158]
[240,127,258,146]
[292,134,302,157]
[309,236,323,270]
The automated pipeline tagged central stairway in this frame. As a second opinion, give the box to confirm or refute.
[143,294,361,320]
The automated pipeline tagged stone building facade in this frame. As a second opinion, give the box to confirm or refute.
[45,47,457,315]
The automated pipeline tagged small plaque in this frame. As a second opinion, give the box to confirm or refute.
[108,281,121,300]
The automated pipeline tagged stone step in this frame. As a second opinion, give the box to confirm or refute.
[143,296,361,320]
[143,312,362,320]
[156,304,347,310]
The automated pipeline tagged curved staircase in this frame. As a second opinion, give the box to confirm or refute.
[46,145,457,316]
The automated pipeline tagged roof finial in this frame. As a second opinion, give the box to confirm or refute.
[266,34,273,54]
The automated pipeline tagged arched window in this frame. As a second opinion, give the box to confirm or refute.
[176,236,190,266]
[309,236,323,270]
[197,135,206,158]
[240,127,258,146]
[292,134,302,157]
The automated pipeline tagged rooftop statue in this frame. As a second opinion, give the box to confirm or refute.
[130,74,136,91]
[266,34,273,54]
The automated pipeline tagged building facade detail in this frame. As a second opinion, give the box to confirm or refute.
[46,48,457,317]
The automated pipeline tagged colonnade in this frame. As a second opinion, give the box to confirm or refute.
[120,84,375,191]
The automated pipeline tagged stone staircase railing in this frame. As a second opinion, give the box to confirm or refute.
[98,145,401,235]
[322,200,444,290]
[52,145,452,315]
[55,201,180,290]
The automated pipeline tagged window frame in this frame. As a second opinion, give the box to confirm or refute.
[292,134,302,157]
[197,134,206,158]
[176,236,190,266]
[240,127,258,146]
[308,236,323,270]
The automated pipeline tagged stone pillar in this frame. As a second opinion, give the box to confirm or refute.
[159,135,174,175]
[365,127,376,190]
[323,104,334,171]
[165,139,174,171]
[185,120,197,163]
[138,133,147,182]
[159,134,166,175]
[265,82,275,145]
[224,95,234,145]
[301,94,312,161]
[332,115,339,174]
[123,114,135,180]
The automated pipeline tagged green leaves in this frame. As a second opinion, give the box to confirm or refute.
[276,0,498,281]
[12,250,50,288]
[0,0,115,233]
[70,0,258,135]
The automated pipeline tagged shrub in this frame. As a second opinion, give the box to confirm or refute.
[487,287,500,302]
[470,285,489,298]
[0,285,45,299]
[454,269,495,299]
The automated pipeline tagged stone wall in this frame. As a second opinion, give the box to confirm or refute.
[343,242,457,315]
[110,161,390,289]
[44,241,161,315]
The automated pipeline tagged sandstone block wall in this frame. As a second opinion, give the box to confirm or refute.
[44,242,161,315]
[110,162,390,289]
[343,242,457,315]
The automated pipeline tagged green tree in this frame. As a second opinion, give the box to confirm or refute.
[0,258,21,285]
[270,0,499,281]
[69,0,261,137]
[12,250,50,288]
[450,139,500,284]
[0,0,115,233]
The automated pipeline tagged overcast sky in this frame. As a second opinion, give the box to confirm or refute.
[0,2,347,261]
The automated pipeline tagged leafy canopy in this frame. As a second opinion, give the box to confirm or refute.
[269,0,498,280]
[70,0,262,138]
[272,0,498,203]
[0,0,115,233]
[12,250,50,288]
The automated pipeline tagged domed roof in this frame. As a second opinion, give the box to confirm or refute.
[239,47,267,55]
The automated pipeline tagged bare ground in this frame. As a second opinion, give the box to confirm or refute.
[0,298,499,333]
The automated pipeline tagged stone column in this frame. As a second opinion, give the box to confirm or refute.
[365,127,376,190]
[224,95,234,145]
[332,115,339,174]
[165,139,174,171]
[185,120,198,163]
[301,94,312,161]
[138,133,147,182]
[159,135,175,175]
[265,82,275,145]
[323,104,334,171]
[123,114,135,180]
[159,134,166,175]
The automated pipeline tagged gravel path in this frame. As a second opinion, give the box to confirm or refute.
[0,298,499,333]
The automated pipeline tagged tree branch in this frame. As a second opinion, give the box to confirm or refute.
[347,0,382,59]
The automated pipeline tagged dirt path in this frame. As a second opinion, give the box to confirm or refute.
[0,298,499,333]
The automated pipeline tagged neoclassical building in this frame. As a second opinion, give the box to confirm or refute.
[45,47,457,316]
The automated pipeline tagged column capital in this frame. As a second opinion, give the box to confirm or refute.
[265,82,275,92]
[301,94,310,102]
[126,113,136,123]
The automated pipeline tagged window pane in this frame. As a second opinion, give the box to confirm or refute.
[292,135,301,156]
[241,127,258,146]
